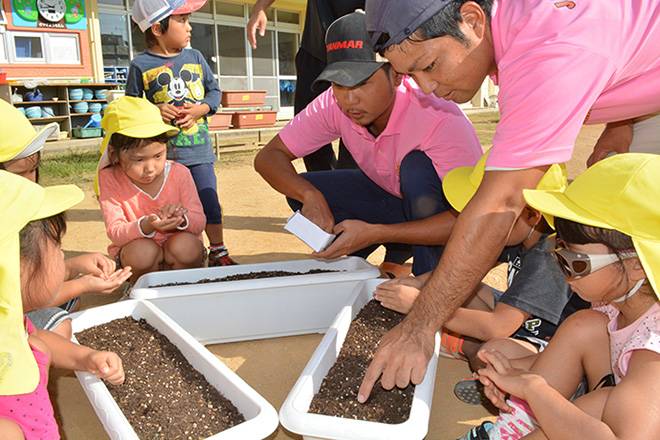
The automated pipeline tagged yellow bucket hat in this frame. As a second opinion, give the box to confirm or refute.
[0,99,59,162]
[0,171,83,395]
[93,96,179,195]
[523,153,660,300]
[443,149,568,212]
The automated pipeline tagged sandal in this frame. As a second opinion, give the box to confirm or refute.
[378,262,412,279]
[454,373,488,405]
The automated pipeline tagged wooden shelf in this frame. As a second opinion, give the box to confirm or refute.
[1,82,120,140]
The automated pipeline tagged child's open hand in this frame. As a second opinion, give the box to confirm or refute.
[145,213,185,231]
[158,202,187,220]
[85,350,125,385]
[177,102,210,129]
[373,277,422,314]
[80,266,133,295]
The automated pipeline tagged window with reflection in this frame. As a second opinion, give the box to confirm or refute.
[217,25,246,76]
[191,22,216,74]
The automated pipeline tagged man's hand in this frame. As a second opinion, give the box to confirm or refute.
[313,219,380,259]
[300,193,335,234]
[177,102,210,129]
[586,119,634,167]
[247,4,269,49]
[357,319,436,403]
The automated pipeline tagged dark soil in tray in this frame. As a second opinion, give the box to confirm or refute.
[75,317,245,439]
[153,268,338,287]
[309,300,414,424]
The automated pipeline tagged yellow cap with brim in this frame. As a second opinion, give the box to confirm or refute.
[443,149,568,212]
[93,96,179,195]
[0,171,84,395]
[523,153,660,300]
[0,99,59,163]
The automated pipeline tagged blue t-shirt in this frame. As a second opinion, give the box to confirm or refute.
[126,48,220,166]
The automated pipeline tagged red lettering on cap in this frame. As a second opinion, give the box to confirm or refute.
[327,40,365,52]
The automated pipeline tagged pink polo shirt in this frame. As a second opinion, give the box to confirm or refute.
[487,0,660,169]
[279,78,481,198]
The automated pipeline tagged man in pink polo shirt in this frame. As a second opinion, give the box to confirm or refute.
[254,10,481,277]
[357,0,660,405]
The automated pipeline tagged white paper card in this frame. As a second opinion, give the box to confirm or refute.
[284,210,336,252]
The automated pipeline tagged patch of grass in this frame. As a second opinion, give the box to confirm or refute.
[467,110,500,149]
[40,150,101,186]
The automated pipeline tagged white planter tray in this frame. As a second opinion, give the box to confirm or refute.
[71,300,279,440]
[279,279,440,440]
[129,257,381,345]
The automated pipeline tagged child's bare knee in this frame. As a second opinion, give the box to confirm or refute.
[121,239,162,270]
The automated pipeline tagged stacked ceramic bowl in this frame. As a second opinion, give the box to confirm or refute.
[88,103,103,114]
[69,88,84,101]
[82,88,94,100]
[25,106,42,118]
[94,89,108,100]
[72,102,89,114]
[42,106,55,117]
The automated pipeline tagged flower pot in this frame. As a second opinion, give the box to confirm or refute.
[231,110,277,129]
[280,279,441,440]
[71,300,279,440]
[129,257,380,345]
[209,112,233,130]
[221,90,267,108]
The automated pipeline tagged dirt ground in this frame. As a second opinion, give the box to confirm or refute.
[48,117,602,440]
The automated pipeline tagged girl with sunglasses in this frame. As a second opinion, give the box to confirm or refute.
[457,153,660,440]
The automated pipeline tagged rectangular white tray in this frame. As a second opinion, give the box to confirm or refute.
[129,257,381,345]
[71,300,279,440]
[279,279,440,440]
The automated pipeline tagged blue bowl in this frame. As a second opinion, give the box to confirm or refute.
[82,88,94,100]
[69,88,84,100]
[94,89,108,100]
[25,106,42,118]
[72,102,89,114]
[18,107,26,115]
[41,106,55,117]
[88,103,102,113]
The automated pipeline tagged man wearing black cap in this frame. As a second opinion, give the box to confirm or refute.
[254,10,481,278]
[357,0,660,404]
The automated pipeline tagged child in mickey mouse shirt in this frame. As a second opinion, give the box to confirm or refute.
[126,0,236,266]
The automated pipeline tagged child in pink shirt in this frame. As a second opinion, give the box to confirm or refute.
[0,173,124,440]
[96,97,206,286]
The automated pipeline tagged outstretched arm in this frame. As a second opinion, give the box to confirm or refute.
[358,166,548,402]
[247,0,276,49]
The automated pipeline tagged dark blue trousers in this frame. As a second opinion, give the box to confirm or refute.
[287,150,449,275]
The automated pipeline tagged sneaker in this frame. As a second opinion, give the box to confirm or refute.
[454,374,487,405]
[454,421,494,440]
[118,282,132,301]
[208,248,238,267]
[439,328,468,361]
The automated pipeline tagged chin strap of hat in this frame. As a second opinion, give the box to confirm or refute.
[612,278,646,303]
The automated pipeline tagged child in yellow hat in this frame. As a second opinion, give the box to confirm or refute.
[458,153,660,440]
[374,151,588,405]
[0,171,124,439]
[96,96,206,288]
[0,100,132,340]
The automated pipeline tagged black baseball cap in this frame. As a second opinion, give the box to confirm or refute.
[365,0,452,51]
[311,10,386,92]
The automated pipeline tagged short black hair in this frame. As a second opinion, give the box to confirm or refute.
[144,16,170,48]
